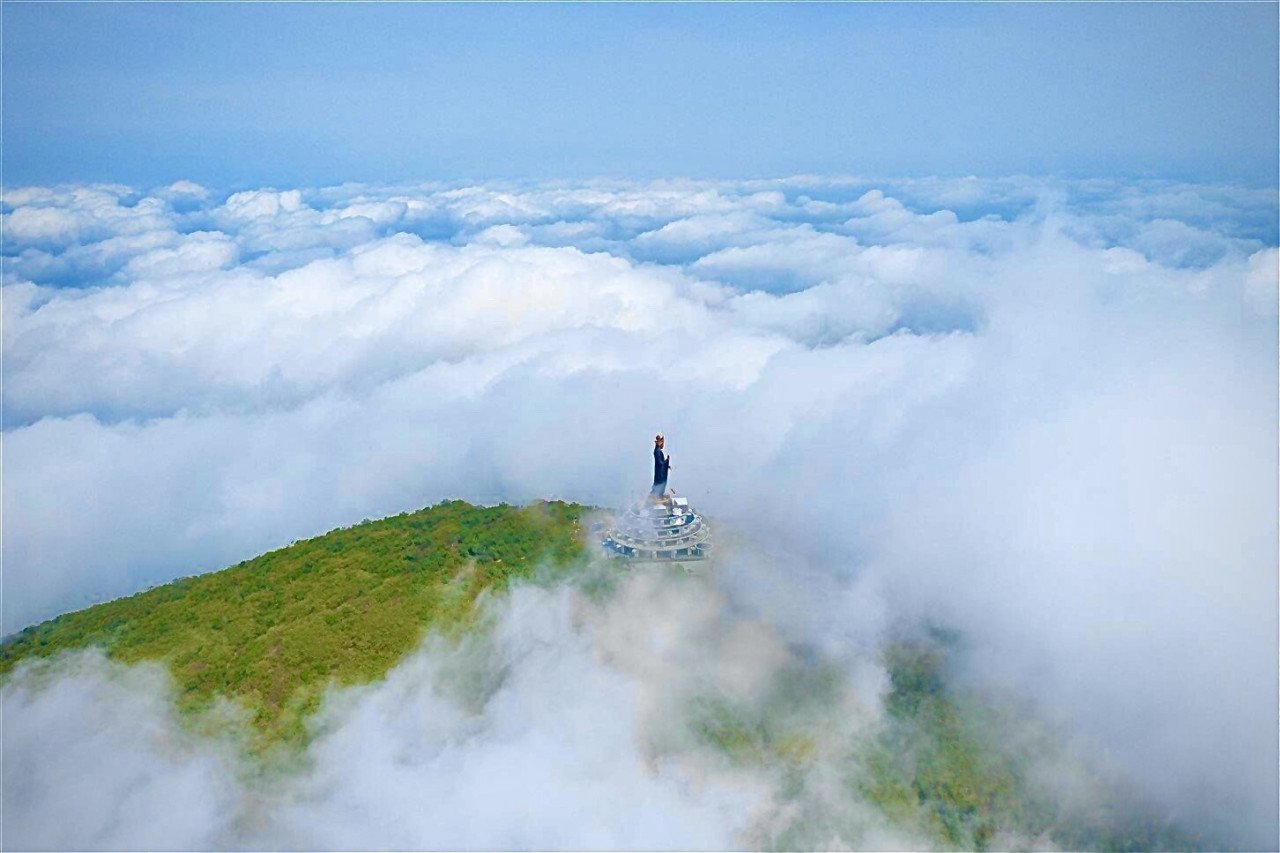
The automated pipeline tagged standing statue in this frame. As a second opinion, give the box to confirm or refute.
[651,434,671,497]
[599,432,710,562]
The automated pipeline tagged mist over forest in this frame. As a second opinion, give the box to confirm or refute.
[3,175,1276,849]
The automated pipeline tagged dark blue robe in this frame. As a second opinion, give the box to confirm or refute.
[652,446,670,495]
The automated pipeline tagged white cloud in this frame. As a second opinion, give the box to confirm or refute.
[2,185,172,251]
[269,583,775,851]
[120,231,240,279]
[1245,247,1279,314]
[220,188,306,221]
[160,180,211,200]
[1,650,241,851]
[2,175,1276,847]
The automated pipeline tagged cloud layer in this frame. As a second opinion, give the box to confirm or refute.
[3,175,1277,847]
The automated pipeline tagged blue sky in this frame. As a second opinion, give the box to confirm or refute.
[3,3,1278,188]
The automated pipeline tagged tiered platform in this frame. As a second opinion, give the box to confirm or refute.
[599,494,712,562]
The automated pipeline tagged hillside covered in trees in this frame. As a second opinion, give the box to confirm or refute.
[0,500,587,746]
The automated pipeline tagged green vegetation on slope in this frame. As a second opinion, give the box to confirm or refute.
[0,500,587,747]
[863,643,1018,848]
[683,635,1202,851]
[862,641,1204,851]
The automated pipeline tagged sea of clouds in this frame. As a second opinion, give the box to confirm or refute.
[2,175,1277,849]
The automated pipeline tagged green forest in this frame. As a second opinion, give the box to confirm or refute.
[0,499,587,747]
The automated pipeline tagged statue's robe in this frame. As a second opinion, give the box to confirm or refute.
[652,447,670,496]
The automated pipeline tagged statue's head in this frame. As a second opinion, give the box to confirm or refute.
[655,434,665,448]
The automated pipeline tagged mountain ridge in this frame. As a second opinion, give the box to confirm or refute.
[0,499,589,747]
